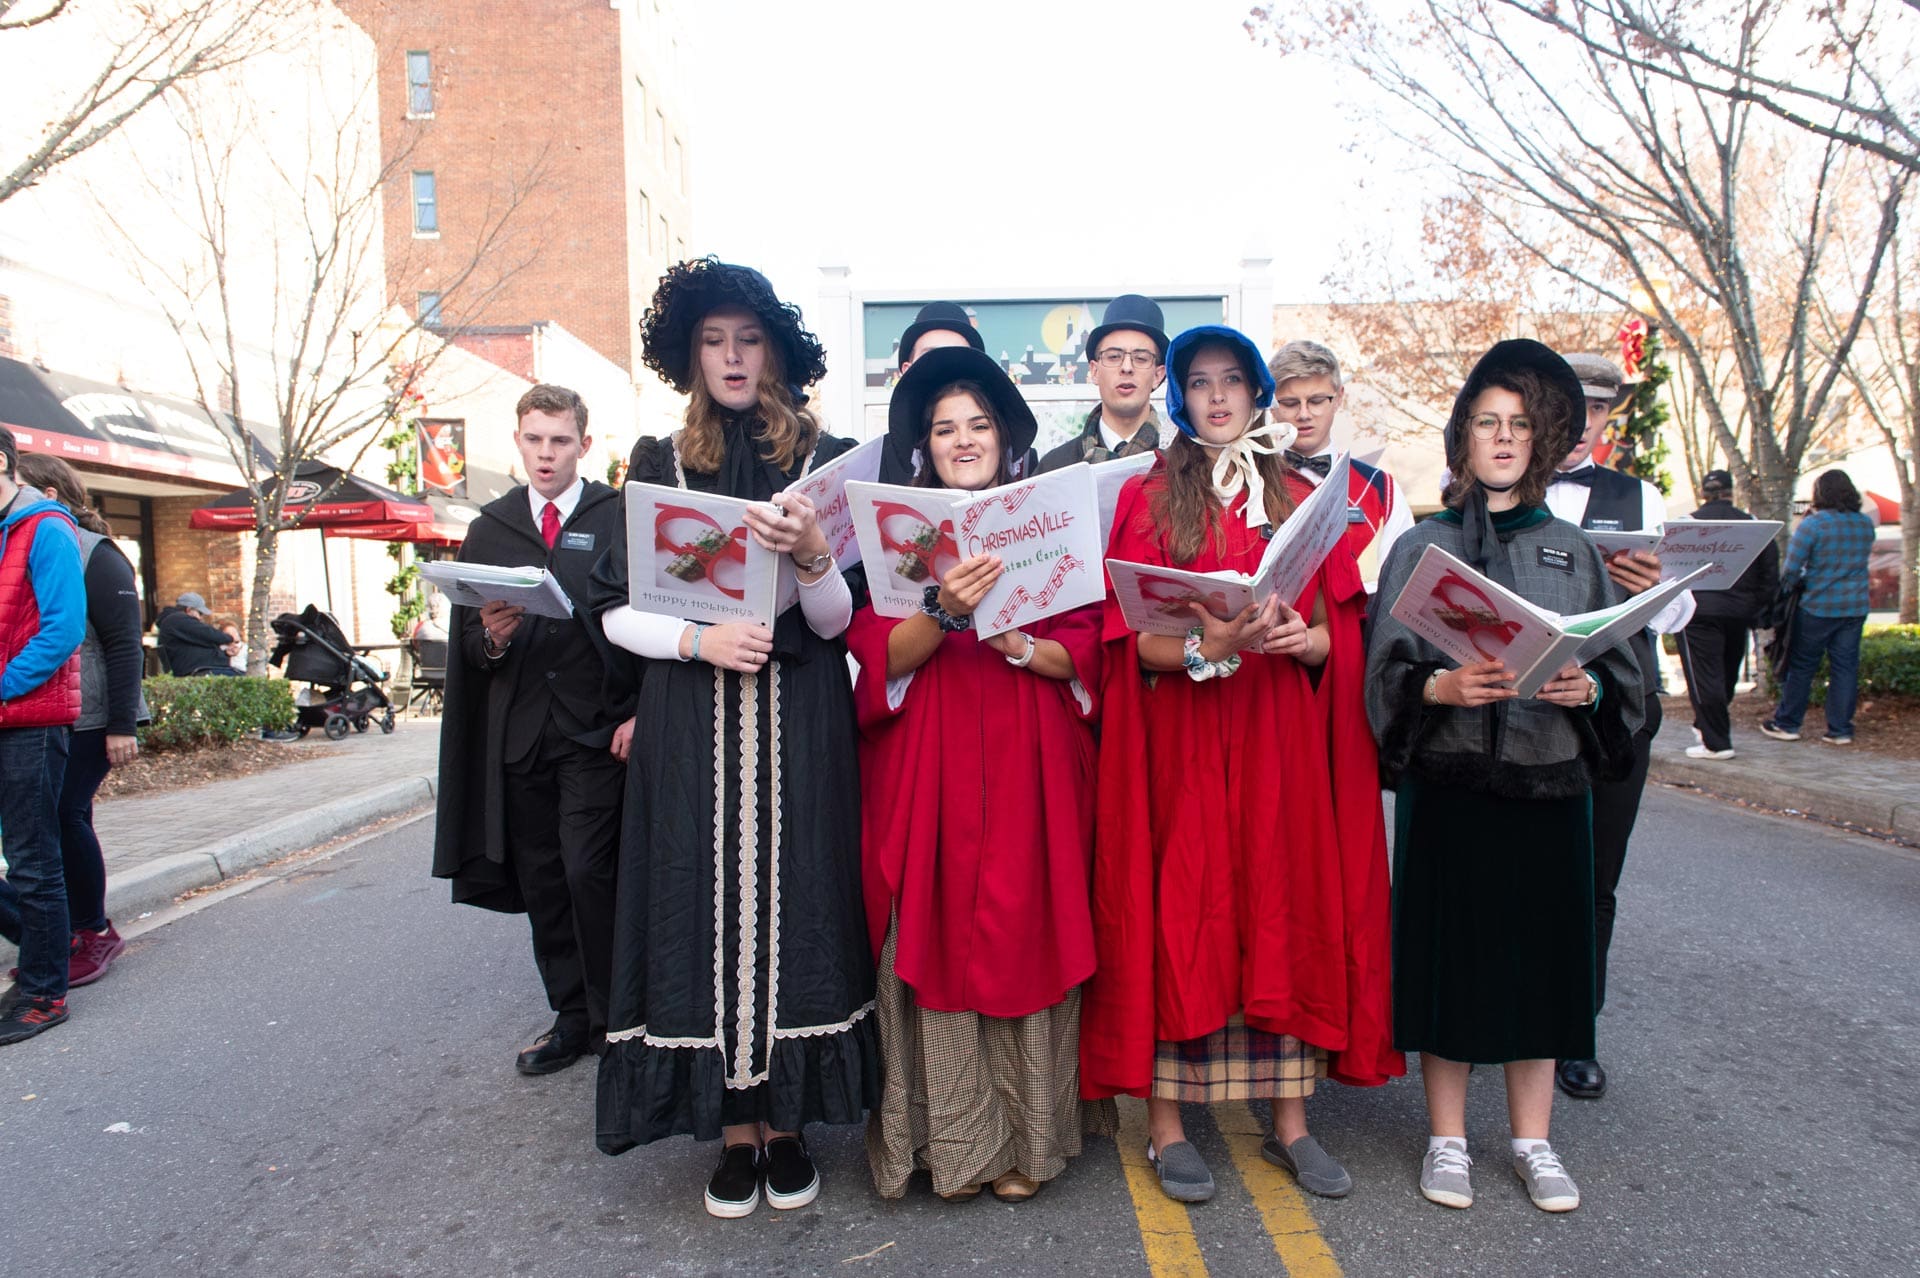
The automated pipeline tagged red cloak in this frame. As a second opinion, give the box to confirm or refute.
[1079,466,1401,1098]
[850,604,1101,1019]
[1288,472,1404,1087]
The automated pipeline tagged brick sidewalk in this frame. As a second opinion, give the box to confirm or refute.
[93,717,439,873]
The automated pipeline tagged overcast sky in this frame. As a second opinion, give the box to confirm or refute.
[685,0,1382,310]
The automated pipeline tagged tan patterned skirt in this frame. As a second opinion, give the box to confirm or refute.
[867,920,1117,1198]
[1151,1015,1329,1103]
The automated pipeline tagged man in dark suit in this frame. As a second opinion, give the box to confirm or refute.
[1546,353,1695,1102]
[1678,469,1778,760]
[1037,294,1168,472]
[431,384,636,1076]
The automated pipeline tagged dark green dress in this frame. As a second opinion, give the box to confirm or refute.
[1365,505,1644,1064]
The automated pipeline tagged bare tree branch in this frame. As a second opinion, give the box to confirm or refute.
[0,0,296,204]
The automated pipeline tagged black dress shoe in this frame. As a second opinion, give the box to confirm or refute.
[1556,1057,1607,1099]
[515,1026,586,1076]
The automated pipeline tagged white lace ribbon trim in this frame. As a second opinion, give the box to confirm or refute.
[603,1003,872,1048]
[732,670,761,1088]
[1205,417,1296,531]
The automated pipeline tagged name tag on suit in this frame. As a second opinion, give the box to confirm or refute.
[560,530,596,552]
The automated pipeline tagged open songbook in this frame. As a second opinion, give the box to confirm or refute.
[846,463,1106,638]
[1583,519,1782,590]
[1386,543,1711,699]
[419,561,574,619]
[1105,453,1353,637]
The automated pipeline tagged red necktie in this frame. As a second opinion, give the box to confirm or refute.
[540,501,560,549]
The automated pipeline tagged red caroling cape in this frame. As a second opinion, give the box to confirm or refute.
[1079,466,1401,1098]
[849,604,1101,1019]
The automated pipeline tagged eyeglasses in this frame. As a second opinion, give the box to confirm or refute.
[1273,394,1337,413]
[1094,348,1161,369]
[1467,413,1533,439]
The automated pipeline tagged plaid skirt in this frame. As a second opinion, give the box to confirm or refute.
[867,919,1117,1198]
[1151,1015,1328,1103]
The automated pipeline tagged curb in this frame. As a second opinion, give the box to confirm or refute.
[103,774,438,920]
[1649,752,1920,845]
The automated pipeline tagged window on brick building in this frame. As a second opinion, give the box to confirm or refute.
[418,292,443,325]
[407,51,433,116]
[674,235,687,260]
[655,110,666,165]
[672,136,685,192]
[658,215,669,258]
[634,75,648,121]
[412,171,438,234]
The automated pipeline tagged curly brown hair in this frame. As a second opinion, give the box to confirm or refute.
[1441,367,1569,511]
[1145,427,1298,566]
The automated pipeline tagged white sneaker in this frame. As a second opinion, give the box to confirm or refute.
[1512,1143,1580,1212]
[1685,744,1736,760]
[1420,1139,1473,1209]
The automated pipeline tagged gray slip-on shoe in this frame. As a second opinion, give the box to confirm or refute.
[1261,1133,1353,1198]
[1147,1141,1215,1203]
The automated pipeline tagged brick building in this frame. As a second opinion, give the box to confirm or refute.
[339,0,693,439]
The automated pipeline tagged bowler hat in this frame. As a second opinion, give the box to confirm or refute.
[898,302,984,364]
[882,346,1037,484]
[1085,294,1168,359]
[1164,325,1275,436]
[639,257,828,397]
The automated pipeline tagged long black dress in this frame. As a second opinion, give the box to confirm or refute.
[592,418,879,1148]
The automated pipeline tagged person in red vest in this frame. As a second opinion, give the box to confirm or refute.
[0,424,88,1044]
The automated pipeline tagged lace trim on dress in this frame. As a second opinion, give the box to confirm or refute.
[709,662,728,1055]
[761,663,784,1085]
[772,1001,875,1040]
[730,670,762,1089]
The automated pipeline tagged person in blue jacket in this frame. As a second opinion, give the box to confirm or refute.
[0,425,87,1044]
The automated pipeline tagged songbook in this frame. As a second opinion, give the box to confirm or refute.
[1105,452,1354,637]
[1585,520,1782,592]
[772,436,883,614]
[1094,450,1158,545]
[1386,543,1710,698]
[419,561,573,619]
[623,482,781,625]
[846,463,1106,639]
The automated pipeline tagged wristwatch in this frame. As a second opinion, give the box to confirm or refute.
[795,549,833,575]
[920,584,972,632]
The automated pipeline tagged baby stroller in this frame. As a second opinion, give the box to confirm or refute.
[268,605,397,740]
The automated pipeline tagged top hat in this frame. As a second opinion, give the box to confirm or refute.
[1085,294,1168,359]
[898,301,985,365]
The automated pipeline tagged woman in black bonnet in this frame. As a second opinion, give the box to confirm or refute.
[1365,340,1644,1217]
[593,258,878,1219]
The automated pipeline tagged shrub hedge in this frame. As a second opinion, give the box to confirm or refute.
[139,675,296,750]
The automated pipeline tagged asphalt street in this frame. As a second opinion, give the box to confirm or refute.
[1,786,1915,1277]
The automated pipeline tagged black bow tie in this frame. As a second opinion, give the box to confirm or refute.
[1285,451,1332,479]
[1550,468,1597,487]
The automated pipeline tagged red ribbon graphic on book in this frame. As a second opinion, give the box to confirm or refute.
[1430,570,1522,660]
[655,505,748,599]
[956,485,1035,539]
[1138,573,1235,621]
[876,501,959,586]
[990,555,1085,630]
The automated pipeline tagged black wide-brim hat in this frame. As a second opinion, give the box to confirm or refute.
[898,301,985,363]
[1445,339,1585,462]
[639,257,829,395]
[882,346,1037,484]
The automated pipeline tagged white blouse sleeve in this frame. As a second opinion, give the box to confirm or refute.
[602,606,689,661]
[797,564,853,639]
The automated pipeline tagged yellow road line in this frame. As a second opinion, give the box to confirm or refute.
[1214,1102,1344,1278]
[1114,1097,1210,1278]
